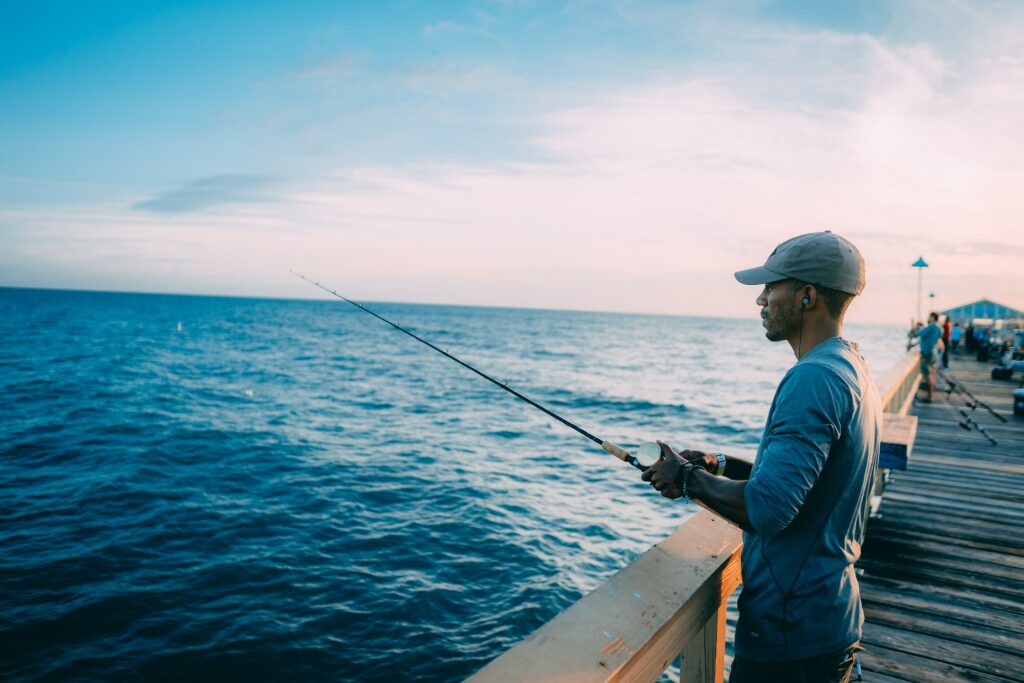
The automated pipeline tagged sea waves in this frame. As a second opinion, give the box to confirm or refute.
[0,288,905,681]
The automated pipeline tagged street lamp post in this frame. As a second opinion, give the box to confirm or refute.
[912,257,929,324]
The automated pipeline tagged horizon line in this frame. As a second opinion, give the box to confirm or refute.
[0,283,908,326]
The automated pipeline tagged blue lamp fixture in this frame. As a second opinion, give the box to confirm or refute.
[912,257,929,323]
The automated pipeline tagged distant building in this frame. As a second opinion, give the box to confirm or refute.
[941,298,1024,327]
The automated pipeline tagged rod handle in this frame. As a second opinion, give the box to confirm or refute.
[601,440,631,461]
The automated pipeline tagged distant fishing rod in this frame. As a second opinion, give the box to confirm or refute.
[936,388,998,446]
[291,271,662,471]
[939,369,1007,423]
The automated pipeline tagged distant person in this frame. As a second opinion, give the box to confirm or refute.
[642,231,880,683]
[977,328,992,362]
[941,315,952,368]
[973,326,987,359]
[950,322,962,354]
[909,312,942,402]
[965,322,976,352]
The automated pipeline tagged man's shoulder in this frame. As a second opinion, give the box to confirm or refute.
[783,341,875,402]
[781,349,857,395]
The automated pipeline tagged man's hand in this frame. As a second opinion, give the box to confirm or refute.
[678,448,719,474]
[644,442,753,530]
[641,440,698,499]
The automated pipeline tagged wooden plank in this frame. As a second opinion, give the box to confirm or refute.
[878,352,921,412]
[862,531,1024,569]
[465,510,742,683]
[857,559,1024,600]
[879,414,918,469]
[858,640,1015,683]
[868,505,1024,541]
[861,583,1024,634]
[856,669,924,683]
[862,603,1024,657]
[860,622,1024,682]
[861,573,1024,617]
[864,524,1024,558]
[879,490,1024,521]
[855,354,1024,682]
[678,603,725,683]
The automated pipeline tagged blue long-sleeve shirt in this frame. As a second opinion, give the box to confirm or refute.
[917,323,942,356]
[736,337,882,662]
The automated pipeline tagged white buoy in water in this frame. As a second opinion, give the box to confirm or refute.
[177,322,183,333]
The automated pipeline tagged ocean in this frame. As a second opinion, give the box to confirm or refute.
[0,287,906,681]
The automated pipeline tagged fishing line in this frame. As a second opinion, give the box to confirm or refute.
[291,271,661,471]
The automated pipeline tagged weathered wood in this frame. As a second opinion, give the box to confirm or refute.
[858,355,1024,682]
[860,622,1024,682]
[678,602,725,683]
[879,413,918,469]
[862,603,1024,657]
[465,510,742,683]
[878,351,921,413]
[870,353,923,516]
[862,583,1024,635]
[859,640,1015,683]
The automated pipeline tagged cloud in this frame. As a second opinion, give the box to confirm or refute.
[133,174,280,214]
[423,10,508,46]
[958,241,1024,257]
[291,53,370,85]
[8,1,1024,321]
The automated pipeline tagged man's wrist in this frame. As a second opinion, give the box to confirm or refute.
[674,463,703,499]
[685,467,705,499]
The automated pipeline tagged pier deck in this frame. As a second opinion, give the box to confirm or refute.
[856,355,1024,682]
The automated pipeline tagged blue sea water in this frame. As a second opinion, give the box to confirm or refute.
[0,288,906,682]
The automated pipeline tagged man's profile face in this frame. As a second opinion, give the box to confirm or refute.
[756,279,800,342]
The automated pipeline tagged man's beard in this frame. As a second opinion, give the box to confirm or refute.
[763,304,798,342]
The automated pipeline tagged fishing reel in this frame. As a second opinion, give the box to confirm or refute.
[635,442,663,469]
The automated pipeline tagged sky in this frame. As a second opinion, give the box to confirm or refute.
[2,0,1023,324]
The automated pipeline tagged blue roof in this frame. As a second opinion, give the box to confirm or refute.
[941,299,1024,321]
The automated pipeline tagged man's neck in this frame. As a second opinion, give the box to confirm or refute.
[789,319,842,359]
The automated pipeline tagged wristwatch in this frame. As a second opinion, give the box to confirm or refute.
[714,452,727,476]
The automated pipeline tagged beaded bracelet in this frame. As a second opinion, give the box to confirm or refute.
[676,463,701,500]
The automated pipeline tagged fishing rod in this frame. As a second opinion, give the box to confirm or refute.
[936,387,998,446]
[938,369,1008,423]
[291,271,663,471]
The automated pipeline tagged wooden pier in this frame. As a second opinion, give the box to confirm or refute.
[467,351,1023,683]
[856,355,1024,682]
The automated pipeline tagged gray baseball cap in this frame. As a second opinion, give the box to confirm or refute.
[734,230,866,295]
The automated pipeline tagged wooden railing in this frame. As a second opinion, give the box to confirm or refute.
[870,351,921,515]
[877,350,921,415]
[466,350,923,683]
[466,510,742,683]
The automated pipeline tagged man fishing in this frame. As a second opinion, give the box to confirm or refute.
[908,312,943,402]
[642,231,882,683]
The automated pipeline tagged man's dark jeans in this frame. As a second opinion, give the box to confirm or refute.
[729,643,861,683]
